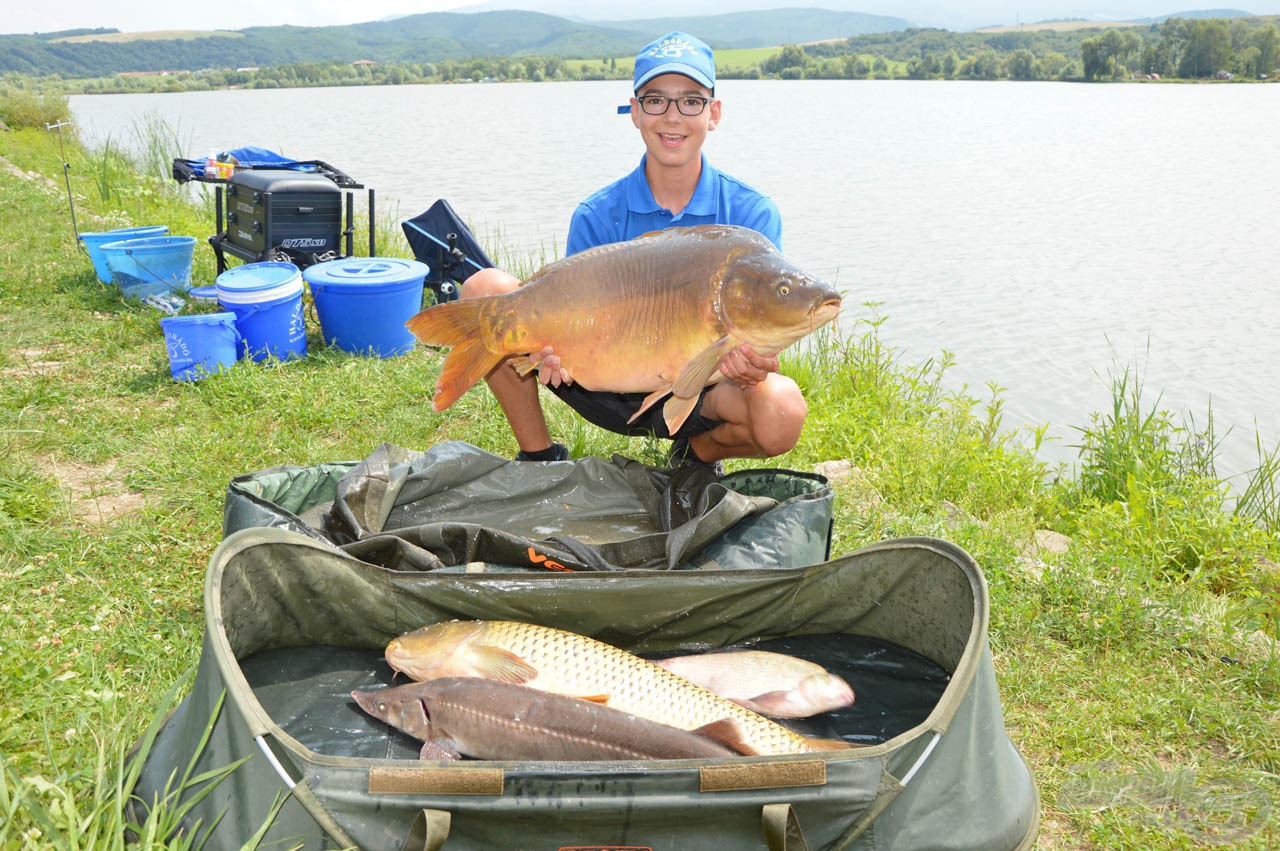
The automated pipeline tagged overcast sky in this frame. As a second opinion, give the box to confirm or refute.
[6,0,1279,37]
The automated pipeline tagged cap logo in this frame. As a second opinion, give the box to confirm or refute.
[647,36,699,60]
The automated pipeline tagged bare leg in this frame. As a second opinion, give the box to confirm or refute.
[458,269,554,454]
[692,374,808,462]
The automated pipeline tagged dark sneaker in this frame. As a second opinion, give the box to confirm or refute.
[667,437,724,477]
[515,442,569,462]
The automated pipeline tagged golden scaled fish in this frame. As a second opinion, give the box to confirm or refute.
[654,650,855,719]
[384,620,854,757]
[405,225,843,434]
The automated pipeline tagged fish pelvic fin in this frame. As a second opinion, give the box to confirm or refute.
[471,644,539,684]
[692,718,759,757]
[662,394,701,436]
[731,691,808,718]
[626,385,673,426]
[660,336,738,433]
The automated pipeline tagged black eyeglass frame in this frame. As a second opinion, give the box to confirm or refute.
[635,95,712,116]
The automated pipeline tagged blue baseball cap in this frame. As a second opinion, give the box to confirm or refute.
[619,32,715,115]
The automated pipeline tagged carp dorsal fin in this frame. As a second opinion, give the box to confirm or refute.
[692,718,759,757]
[471,645,539,683]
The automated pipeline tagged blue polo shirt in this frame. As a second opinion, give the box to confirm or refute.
[565,155,782,256]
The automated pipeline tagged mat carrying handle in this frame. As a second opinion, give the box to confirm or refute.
[763,803,811,851]
[400,808,451,851]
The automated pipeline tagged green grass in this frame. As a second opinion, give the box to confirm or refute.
[0,119,1277,849]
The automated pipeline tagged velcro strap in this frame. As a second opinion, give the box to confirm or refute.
[370,767,504,796]
[700,760,826,792]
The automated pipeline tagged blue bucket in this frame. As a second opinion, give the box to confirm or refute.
[215,261,308,363]
[159,312,240,382]
[303,258,428,358]
[101,236,197,300]
[79,226,170,284]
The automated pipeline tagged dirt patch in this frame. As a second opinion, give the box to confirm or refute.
[40,456,146,524]
[1,347,67,377]
[1035,815,1092,850]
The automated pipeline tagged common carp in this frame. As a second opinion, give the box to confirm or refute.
[351,677,742,761]
[405,225,843,434]
[654,649,855,718]
[384,620,854,757]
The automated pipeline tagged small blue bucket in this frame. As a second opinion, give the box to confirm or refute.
[79,226,170,284]
[159,312,240,382]
[303,258,428,358]
[216,261,307,363]
[101,236,197,300]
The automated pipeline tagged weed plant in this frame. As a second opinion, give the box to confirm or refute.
[0,124,1277,849]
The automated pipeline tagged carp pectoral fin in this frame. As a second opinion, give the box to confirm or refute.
[731,690,808,719]
[420,738,462,761]
[471,645,539,683]
[672,337,735,399]
[626,385,673,425]
[661,394,702,435]
[433,337,504,412]
[691,718,759,757]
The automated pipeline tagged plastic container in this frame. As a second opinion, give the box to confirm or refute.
[100,236,197,300]
[159,312,240,381]
[79,226,170,284]
[215,261,308,362]
[303,257,428,358]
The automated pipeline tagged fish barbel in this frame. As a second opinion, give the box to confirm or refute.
[351,677,741,761]
[405,225,843,434]
[384,620,852,757]
[654,649,856,718]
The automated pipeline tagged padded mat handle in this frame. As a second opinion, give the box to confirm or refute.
[763,803,810,851]
[400,808,451,851]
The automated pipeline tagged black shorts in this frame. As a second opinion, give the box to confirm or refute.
[547,382,720,440]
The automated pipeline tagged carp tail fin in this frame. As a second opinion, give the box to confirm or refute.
[406,299,504,412]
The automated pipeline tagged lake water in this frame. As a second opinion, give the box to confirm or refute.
[69,80,1280,479]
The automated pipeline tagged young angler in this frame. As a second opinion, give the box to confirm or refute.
[460,32,806,473]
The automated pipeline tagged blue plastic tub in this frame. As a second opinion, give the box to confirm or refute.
[79,226,169,284]
[215,262,307,362]
[159,312,240,381]
[303,258,428,358]
[101,236,197,300]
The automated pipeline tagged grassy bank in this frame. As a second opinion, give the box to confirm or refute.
[1,118,1277,850]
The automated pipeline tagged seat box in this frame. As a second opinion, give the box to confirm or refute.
[224,170,342,256]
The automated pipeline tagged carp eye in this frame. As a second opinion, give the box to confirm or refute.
[776,282,791,297]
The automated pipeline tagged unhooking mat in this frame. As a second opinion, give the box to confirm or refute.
[223,441,835,572]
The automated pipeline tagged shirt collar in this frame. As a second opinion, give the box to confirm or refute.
[625,154,718,217]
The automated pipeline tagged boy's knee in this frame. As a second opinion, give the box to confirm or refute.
[751,376,808,457]
[461,267,519,299]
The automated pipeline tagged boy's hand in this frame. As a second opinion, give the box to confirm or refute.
[718,345,777,390]
[527,346,573,387]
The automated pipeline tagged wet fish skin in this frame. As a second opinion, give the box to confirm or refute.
[384,620,853,757]
[405,225,843,433]
[352,677,742,761]
[655,650,855,718]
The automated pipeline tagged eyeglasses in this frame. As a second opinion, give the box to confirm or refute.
[636,95,711,116]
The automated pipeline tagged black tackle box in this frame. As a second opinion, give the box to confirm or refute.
[223,170,343,257]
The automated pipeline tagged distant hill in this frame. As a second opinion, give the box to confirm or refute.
[0,7,909,78]
[1128,8,1254,23]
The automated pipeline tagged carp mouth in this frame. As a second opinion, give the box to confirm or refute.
[809,296,842,329]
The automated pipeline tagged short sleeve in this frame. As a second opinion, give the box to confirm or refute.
[566,204,613,257]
